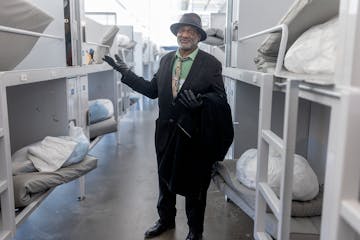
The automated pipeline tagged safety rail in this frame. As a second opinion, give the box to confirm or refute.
[84,41,110,48]
[237,24,288,76]
[0,25,64,40]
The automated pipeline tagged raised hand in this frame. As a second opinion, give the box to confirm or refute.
[102,55,117,68]
[102,54,129,75]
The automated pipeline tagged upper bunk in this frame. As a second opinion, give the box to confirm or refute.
[0,0,126,87]
[222,0,349,108]
[217,0,360,239]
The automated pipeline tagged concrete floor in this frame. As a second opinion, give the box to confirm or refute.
[14,99,254,240]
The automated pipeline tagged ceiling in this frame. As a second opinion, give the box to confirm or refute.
[181,0,227,13]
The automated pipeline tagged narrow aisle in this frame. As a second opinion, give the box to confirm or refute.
[14,98,253,240]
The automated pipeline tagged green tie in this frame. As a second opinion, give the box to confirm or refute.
[172,57,189,97]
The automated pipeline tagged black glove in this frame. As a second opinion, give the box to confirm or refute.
[178,89,203,110]
[102,54,129,75]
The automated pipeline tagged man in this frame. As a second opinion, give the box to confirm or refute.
[103,13,233,240]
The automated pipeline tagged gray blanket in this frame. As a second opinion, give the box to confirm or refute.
[13,155,97,208]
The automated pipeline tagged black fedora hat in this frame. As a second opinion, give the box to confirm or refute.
[170,13,207,41]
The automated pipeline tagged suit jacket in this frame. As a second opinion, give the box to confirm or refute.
[121,49,228,196]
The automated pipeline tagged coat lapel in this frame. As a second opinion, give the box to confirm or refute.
[162,52,176,99]
[179,50,205,92]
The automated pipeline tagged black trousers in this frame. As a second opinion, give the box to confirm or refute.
[157,175,212,234]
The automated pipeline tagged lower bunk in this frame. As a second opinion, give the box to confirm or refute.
[9,135,100,227]
[212,160,322,240]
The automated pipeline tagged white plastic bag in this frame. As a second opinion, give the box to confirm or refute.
[284,17,338,75]
[62,123,90,166]
[236,148,319,201]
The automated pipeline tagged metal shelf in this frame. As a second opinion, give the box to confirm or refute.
[223,67,267,87]
[223,67,344,107]
[0,64,112,87]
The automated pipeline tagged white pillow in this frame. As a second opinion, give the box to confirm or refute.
[236,148,319,201]
[284,17,338,75]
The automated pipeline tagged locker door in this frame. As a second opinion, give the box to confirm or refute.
[79,75,89,136]
[67,77,79,125]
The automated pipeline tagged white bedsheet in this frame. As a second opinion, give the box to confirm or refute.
[27,136,77,172]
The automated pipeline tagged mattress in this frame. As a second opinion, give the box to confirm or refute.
[89,116,117,139]
[212,160,322,238]
[0,0,53,71]
[13,155,97,208]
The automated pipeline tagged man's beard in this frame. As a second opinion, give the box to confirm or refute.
[178,40,196,51]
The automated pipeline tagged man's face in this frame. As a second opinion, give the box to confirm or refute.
[177,26,200,51]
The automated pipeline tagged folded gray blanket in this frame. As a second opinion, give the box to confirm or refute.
[13,155,97,208]
[203,28,225,47]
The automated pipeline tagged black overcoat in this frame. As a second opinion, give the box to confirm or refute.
[121,49,229,196]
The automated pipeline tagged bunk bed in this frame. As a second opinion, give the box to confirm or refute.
[88,98,117,139]
[83,17,122,139]
[0,1,115,239]
[212,0,341,239]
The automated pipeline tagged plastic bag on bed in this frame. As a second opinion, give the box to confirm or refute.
[61,124,90,167]
[236,148,319,201]
[89,99,114,124]
[12,125,89,174]
[284,17,338,75]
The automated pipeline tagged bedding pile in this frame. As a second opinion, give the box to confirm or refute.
[203,28,225,48]
[236,148,319,201]
[214,159,323,218]
[254,0,339,75]
[11,125,95,208]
